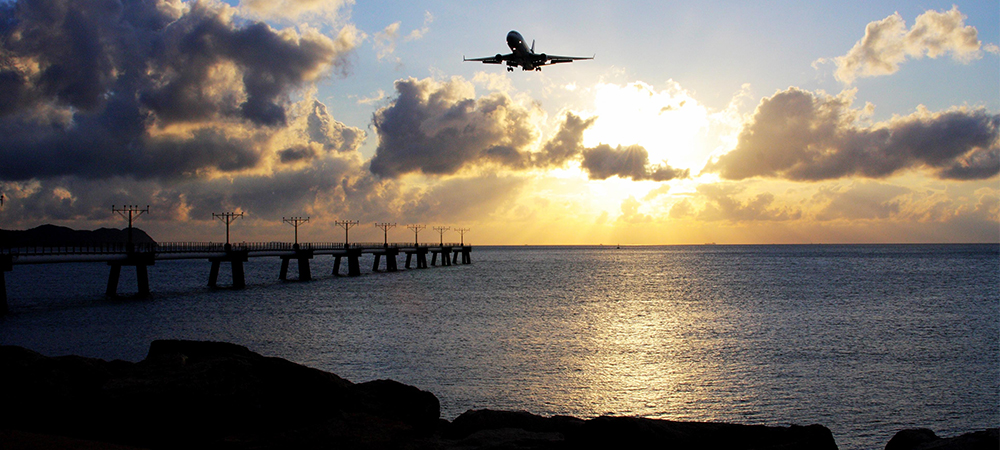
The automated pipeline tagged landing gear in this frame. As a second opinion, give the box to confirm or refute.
[507,66,513,72]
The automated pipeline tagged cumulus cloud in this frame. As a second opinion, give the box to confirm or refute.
[618,196,652,223]
[368,77,539,178]
[0,0,360,181]
[240,0,352,22]
[370,78,690,182]
[704,87,999,181]
[832,6,991,84]
[581,144,688,181]
[812,182,910,221]
[695,184,801,222]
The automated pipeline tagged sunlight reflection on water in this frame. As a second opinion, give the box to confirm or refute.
[1,244,997,450]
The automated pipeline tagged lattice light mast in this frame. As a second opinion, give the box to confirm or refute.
[213,211,244,247]
[433,226,450,246]
[407,224,426,246]
[335,220,360,247]
[375,222,396,247]
[283,217,309,246]
[455,228,470,246]
[113,205,150,251]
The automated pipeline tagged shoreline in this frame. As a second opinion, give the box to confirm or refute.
[1,340,995,449]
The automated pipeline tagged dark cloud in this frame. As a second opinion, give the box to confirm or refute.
[278,145,317,164]
[704,88,999,181]
[581,144,689,181]
[370,81,688,182]
[0,0,355,181]
[369,77,537,178]
[536,112,595,166]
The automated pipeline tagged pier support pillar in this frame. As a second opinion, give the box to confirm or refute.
[208,250,248,288]
[405,247,428,269]
[1,255,12,314]
[332,249,362,277]
[279,250,313,281]
[347,249,361,276]
[372,248,399,272]
[462,246,472,264]
[386,248,398,272]
[106,253,154,298]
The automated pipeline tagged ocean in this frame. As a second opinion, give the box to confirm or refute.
[1,244,997,449]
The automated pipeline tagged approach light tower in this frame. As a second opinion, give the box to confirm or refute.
[407,224,426,246]
[213,211,244,248]
[283,217,309,247]
[433,226,450,246]
[335,220,359,248]
[113,205,149,252]
[375,222,396,247]
[455,228,470,246]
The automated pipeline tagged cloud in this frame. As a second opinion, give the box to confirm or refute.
[240,0,352,22]
[405,11,433,41]
[832,6,990,84]
[695,184,801,222]
[812,182,910,221]
[618,196,652,223]
[373,12,433,61]
[368,77,539,178]
[0,0,360,181]
[374,22,402,61]
[581,144,689,181]
[704,87,999,181]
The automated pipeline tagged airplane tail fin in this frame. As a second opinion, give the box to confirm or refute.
[531,40,535,53]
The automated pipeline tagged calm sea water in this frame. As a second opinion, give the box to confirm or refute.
[1,244,997,449]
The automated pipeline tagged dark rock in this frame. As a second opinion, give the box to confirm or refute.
[0,340,843,450]
[572,415,838,450]
[1,340,439,449]
[447,409,584,440]
[886,428,999,450]
[886,429,940,450]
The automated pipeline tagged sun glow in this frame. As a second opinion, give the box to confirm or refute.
[581,81,712,172]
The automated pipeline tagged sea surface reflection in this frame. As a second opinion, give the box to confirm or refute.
[2,244,997,450]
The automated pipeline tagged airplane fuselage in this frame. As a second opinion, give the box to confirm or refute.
[465,30,592,72]
[507,31,536,70]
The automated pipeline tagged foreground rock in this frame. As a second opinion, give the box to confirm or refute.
[2,340,842,449]
[886,428,999,450]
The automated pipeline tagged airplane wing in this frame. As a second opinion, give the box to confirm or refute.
[463,53,513,64]
[540,54,595,65]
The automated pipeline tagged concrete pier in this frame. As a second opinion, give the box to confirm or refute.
[372,247,399,272]
[279,248,314,281]
[431,247,453,266]
[404,247,428,269]
[106,253,154,297]
[332,248,362,277]
[208,248,249,288]
[1,255,11,314]
[1,242,471,311]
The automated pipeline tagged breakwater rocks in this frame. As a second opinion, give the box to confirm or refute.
[0,340,991,450]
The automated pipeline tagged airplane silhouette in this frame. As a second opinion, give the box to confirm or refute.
[464,30,594,72]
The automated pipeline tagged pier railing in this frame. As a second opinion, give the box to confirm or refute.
[0,241,471,256]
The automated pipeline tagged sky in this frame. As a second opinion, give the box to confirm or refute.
[0,0,997,245]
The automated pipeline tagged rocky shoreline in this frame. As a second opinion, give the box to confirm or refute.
[1,340,995,449]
